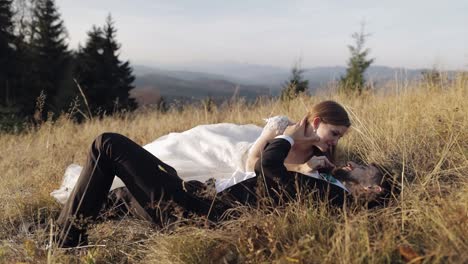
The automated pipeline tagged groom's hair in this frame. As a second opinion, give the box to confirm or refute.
[368,163,400,207]
[326,163,398,207]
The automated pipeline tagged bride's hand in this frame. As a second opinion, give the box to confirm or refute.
[301,156,335,172]
[283,116,320,143]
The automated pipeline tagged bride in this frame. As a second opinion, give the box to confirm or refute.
[51,100,351,204]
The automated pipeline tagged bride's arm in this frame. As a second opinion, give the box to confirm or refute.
[245,128,278,172]
[245,116,293,172]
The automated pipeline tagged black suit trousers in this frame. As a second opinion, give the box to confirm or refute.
[57,133,225,233]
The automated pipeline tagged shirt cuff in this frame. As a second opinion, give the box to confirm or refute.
[275,135,294,146]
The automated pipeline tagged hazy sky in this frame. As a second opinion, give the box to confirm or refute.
[56,0,467,70]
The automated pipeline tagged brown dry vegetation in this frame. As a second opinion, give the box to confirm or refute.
[0,77,467,263]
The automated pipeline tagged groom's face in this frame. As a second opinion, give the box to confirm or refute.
[333,161,382,187]
[332,162,385,199]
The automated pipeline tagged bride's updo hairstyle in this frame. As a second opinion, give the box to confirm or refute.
[306,100,351,164]
[306,100,351,128]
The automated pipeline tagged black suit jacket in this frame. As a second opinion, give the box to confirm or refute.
[220,138,350,207]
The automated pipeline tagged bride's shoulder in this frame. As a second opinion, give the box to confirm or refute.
[262,115,292,134]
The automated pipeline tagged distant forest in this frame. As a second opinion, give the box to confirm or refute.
[0,0,135,121]
[1,0,460,126]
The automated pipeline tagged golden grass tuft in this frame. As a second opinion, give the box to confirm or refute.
[0,77,467,263]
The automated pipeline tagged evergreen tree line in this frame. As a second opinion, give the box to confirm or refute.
[0,0,136,121]
[281,25,375,100]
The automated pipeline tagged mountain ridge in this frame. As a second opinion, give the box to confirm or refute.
[131,63,432,105]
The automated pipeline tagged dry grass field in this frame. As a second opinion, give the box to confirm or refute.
[0,77,467,263]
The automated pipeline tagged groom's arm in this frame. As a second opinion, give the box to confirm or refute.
[254,137,296,185]
[254,137,349,206]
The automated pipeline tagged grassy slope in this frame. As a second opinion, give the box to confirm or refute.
[0,78,467,263]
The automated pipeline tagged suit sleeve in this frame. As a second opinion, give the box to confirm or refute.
[254,138,295,185]
[254,138,349,207]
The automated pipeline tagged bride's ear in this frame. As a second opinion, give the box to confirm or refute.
[312,117,321,131]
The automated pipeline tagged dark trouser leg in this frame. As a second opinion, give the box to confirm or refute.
[56,133,213,246]
[103,187,154,222]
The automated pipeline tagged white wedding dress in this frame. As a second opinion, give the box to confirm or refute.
[51,116,291,204]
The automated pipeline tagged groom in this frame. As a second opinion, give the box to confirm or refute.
[56,119,389,248]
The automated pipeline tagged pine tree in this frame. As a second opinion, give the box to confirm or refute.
[74,15,136,116]
[0,0,16,108]
[8,0,36,116]
[339,25,374,94]
[29,0,71,115]
[101,15,136,112]
[280,62,309,101]
[74,26,106,114]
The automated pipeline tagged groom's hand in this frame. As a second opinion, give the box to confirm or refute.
[303,155,335,171]
[283,116,320,144]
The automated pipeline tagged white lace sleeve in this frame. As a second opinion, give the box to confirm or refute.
[263,115,291,135]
